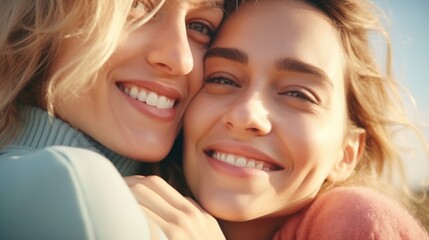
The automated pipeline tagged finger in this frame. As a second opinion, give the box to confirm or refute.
[126,175,188,222]
[137,205,168,240]
[123,175,146,186]
[138,205,167,229]
[127,175,197,214]
[185,197,210,214]
[184,197,219,224]
[139,202,185,240]
[125,176,218,239]
[132,182,224,240]
[128,178,189,222]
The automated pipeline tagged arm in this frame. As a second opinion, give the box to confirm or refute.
[0,146,163,240]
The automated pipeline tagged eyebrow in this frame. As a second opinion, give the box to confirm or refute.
[205,47,334,88]
[275,57,333,87]
[205,47,248,64]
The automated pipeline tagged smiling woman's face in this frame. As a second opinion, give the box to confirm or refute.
[183,0,362,221]
[51,0,224,161]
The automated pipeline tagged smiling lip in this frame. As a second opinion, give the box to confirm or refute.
[204,142,284,172]
[116,80,182,120]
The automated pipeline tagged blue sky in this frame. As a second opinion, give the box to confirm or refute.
[372,0,429,186]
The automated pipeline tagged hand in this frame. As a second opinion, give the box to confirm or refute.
[124,175,226,240]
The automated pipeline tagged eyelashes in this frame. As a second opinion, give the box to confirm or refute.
[204,76,240,87]
[186,21,217,46]
[129,0,221,46]
[188,22,215,36]
[279,88,319,104]
[204,74,320,105]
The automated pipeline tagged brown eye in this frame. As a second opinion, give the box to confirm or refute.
[280,87,318,105]
[204,73,241,88]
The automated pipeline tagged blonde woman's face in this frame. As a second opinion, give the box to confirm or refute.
[53,0,224,161]
[184,0,362,221]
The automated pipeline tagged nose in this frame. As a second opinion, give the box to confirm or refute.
[146,17,194,76]
[222,94,272,136]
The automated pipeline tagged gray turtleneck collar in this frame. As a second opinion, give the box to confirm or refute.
[1,105,142,176]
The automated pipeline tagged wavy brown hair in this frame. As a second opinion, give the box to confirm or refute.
[305,0,428,228]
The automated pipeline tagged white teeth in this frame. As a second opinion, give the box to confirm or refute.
[137,89,147,102]
[130,86,139,98]
[212,151,273,171]
[146,92,158,106]
[246,161,256,168]
[157,96,173,109]
[225,154,235,165]
[121,84,175,110]
[235,158,247,167]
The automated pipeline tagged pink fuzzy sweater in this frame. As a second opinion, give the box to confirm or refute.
[273,187,428,240]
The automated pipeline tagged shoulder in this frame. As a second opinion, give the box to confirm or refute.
[277,187,429,240]
[0,145,106,162]
[0,146,155,240]
[313,186,402,215]
[0,146,114,180]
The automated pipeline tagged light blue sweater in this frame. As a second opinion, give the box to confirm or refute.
[0,105,161,239]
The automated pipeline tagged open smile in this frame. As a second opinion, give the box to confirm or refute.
[117,83,176,110]
[205,150,283,172]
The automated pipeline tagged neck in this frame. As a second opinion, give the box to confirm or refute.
[219,216,288,240]
[217,198,314,240]
[12,105,140,176]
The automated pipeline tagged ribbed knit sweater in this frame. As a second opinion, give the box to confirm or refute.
[273,187,429,240]
[0,105,141,176]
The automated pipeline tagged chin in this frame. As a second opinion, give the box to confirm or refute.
[118,142,172,162]
[215,210,257,222]
[201,199,256,221]
[135,135,177,160]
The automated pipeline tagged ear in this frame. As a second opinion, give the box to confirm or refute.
[327,128,366,182]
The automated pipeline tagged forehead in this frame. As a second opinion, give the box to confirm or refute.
[213,0,344,80]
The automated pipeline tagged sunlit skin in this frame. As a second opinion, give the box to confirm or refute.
[183,1,364,239]
[51,0,224,161]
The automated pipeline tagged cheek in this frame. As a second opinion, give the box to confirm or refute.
[187,45,206,95]
[55,90,94,130]
[183,94,222,152]
[279,129,343,198]
[280,116,343,168]
[186,70,204,100]
[184,97,208,138]
[183,101,204,183]
[107,29,150,71]
[116,30,142,56]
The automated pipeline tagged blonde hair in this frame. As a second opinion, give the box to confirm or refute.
[0,0,164,144]
[306,0,429,227]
